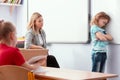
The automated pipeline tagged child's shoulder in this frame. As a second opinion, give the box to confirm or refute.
[91,25,99,30]
[91,25,98,28]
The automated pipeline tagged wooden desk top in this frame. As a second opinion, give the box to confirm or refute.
[35,67,118,80]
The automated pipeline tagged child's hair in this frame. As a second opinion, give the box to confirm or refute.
[0,20,4,27]
[0,20,3,40]
[27,12,42,33]
[0,21,15,40]
[90,12,110,26]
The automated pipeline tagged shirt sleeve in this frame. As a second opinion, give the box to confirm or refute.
[24,30,34,49]
[90,25,101,41]
[13,48,25,66]
[91,25,100,34]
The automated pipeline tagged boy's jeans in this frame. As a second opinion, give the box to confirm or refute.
[92,52,107,72]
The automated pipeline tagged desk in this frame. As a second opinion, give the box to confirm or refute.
[35,67,118,80]
[20,49,48,66]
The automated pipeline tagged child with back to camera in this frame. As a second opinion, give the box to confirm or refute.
[90,12,113,73]
[0,20,40,70]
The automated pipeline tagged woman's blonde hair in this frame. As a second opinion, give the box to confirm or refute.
[0,21,15,40]
[27,12,42,33]
[90,12,110,27]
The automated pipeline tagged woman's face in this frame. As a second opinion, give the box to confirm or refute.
[35,17,43,29]
[98,18,108,27]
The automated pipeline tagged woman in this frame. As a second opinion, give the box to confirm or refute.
[0,21,39,70]
[24,12,60,68]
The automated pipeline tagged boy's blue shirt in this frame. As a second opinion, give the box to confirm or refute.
[90,25,108,53]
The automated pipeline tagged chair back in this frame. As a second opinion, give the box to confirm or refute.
[0,65,34,80]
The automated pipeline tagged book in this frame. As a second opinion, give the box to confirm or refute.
[27,55,47,64]
[32,66,47,73]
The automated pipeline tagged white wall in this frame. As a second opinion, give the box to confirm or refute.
[107,45,120,80]
[16,0,28,37]
[47,44,92,70]
[0,0,27,37]
[47,44,120,80]
[0,6,17,26]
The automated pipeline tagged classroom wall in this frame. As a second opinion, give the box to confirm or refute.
[0,6,17,26]
[47,44,120,80]
[0,0,27,37]
[16,0,27,37]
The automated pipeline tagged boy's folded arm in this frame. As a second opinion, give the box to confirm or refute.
[96,31,108,41]
[104,33,113,41]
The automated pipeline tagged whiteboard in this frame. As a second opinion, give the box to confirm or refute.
[28,0,89,43]
[91,0,120,44]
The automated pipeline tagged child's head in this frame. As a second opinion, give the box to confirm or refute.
[90,12,110,28]
[27,12,43,33]
[0,21,17,47]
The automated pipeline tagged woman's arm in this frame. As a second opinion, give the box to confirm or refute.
[29,44,44,49]
[24,31,34,49]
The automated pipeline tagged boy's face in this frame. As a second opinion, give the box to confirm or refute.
[98,18,108,27]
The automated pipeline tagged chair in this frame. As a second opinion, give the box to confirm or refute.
[0,65,35,80]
